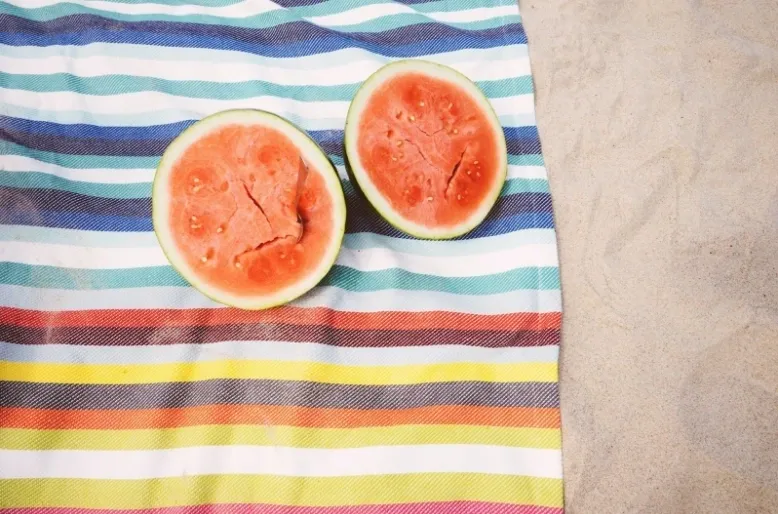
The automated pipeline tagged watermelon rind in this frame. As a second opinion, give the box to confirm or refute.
[152,109,347,311]
[344,59,508,240]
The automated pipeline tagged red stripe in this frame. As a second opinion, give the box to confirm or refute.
[0,307,561,331]
[0,504,563,514]
[0,406,562,430]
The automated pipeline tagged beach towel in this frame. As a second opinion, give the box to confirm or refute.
[0,1,564,512]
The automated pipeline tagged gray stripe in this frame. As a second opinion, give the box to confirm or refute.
[0,380,560,410]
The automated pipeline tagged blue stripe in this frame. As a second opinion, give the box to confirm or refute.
[0,205,553,237]
[0,116,539,142]
[0,117,541,158]
[0,15,527,57]
[0,185,549,217]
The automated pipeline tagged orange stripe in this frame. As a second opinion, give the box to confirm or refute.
[0,307,561,331]
[0,406,561,430]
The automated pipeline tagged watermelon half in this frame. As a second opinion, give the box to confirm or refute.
[152,109,347,310]
[345,60,507,240]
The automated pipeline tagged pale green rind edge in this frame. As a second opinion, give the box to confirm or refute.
[344,59,508,240]
[152,109,347,311]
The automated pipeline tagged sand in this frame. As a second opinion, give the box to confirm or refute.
[521,0,778,511]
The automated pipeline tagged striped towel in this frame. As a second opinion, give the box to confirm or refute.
[0,0,563,513]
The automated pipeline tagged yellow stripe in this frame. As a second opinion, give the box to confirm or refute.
[0,360,558,385]
[0,474,564,508]
[0,424,562,450]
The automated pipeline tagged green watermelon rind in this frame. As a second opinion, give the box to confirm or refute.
[344,59,508,240]
[152,109,347,311]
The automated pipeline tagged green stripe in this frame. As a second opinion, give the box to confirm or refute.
[0,72,532,100]
[1,141,544,170]
[0,171,546,199]
[0,425,561,451]
[0,474,563,508]
[0,2,518,32]
[0,263,561,292]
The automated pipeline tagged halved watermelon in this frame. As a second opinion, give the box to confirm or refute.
[345,59,507,240]
[152,109,346,310]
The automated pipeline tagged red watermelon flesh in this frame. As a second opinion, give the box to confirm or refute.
[354,71,503,231]
[153,111,345,310]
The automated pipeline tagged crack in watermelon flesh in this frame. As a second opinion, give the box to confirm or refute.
[167,124,334,296]
[356,71,502,229]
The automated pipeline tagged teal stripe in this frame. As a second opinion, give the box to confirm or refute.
[1,141,543,170]
[0,0,518,19]
[0,263,560,292]
[0,172,152,199]
[0,284,561,313]
[0,2,518,32]
[0,73,532,99]
[0,171,546,199]
[0,224,557,255]
[0,339,558,366]
[0,42,529,66]
[79,0,519,16]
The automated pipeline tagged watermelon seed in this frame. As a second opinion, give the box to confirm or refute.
[467,170,472,175]
[419,101,425,107]
[234,261,242,269]
[452,128,459,134]
[192,185,203,193]
[392,156,397,161]
[447,102,453,109]
[457,194,462,200]
[219,182,229,192]
[190,215,198,221]
[395,111,402,119]
[190,223,202,230]
[473,160,479,165]
[216,226,224,234]
[280,254,286,260]
[409,115,416,122]
[396,140,403,147]
[476,172,481,178]
[427,196,433,202]
[193,177,200,183]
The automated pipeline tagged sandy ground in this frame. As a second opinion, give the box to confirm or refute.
[521,0,778,512]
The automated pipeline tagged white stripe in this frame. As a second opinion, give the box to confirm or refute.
[1,445,562,479]
[309,4,516,26]
[0,339,559,366]
[0,155,155,183]
[0,284,562,313]
[0,240,558,275]
[0,89,535,127]
[0,44,529,73]
[6,0,280,17]
[0,53,532,85]
[0,155,545,184]
[507,165,547,180]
